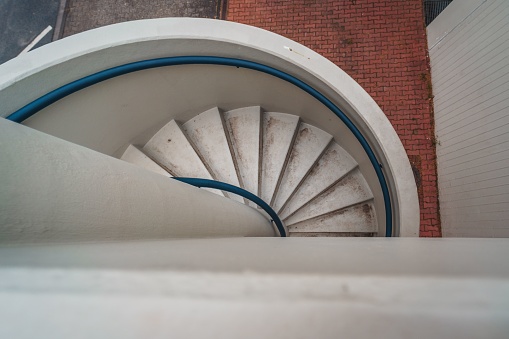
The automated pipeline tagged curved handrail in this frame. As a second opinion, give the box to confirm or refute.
[5,56,392,236]
[172,177,287,237]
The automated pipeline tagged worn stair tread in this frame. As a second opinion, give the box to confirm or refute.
[289,232,376,237]
[182,107,243,203]
[271,122,332,212]
[260,112,300,205]
[142,119,224,197]
[284,168,373,226]
[224,106,262,199]
[287,202,377,233]
[279,142,357,220]
[120,144,172,177]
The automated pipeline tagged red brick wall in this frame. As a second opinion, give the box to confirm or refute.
[227,0,441,237]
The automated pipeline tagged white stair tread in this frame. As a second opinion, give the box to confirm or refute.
[260,112,300,205]
[224,106,262,198]
[182,108,243,203]
[288,202,377,233]
[142,119,223,197]
[272,123,332,212]
[284,168,373,226]
[120,144,172,177]
[279,142,357,220]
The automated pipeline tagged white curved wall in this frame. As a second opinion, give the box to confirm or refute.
[0,18,419,236]
[0,119,275,243]
[428,0,509,237]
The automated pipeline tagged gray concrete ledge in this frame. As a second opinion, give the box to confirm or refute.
[0,238,508,338]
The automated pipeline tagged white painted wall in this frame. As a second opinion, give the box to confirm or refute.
[428,0,509,237]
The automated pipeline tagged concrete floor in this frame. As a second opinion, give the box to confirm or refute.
[0,0,222,64]
[0,0,59,64]
[62,0,220,37]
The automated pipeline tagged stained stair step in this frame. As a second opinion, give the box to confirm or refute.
[223,106,262,199]
[287,201,377,235]
[284,168,374,226]
[289,231,376,237]
[182,107,243,203]
[271,122,332,212]
[278,142,357,220]
[143,119,224,197]
[260,112,300,206]
[120,144,172,177]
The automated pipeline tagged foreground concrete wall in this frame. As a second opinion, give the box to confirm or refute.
[0,238,508,338]
[0,119,275,243]
[428,0,509,237]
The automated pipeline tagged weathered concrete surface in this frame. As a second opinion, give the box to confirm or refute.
[63,0,221,37]
[224,107,262,198]
[279,142,358,220]
[182,107,244,203]
[260,112,300,205]
[284,168,374,226]
[142,119,226,197]
[123,106,377,236]
[272,123,332,212]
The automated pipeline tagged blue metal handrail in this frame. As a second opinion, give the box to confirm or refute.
[172,177,287,237]
[6,56,393,236]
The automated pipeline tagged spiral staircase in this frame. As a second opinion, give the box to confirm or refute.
[120,106,376,237]
[0,18,422,241]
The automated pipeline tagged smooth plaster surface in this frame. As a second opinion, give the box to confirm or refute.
[0,237,507,277]
[1,238,508,338]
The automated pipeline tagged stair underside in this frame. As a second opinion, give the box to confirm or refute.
[121,106,378,236]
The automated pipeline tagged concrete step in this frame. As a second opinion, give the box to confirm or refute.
[182,107,243,203]
[223,106,262,199]
[120,144,172,177]
[260,112,300,205]
[284,168,374,226]
[287,201,377,234]
[271,122,332,212]
[279,142,357,220]
[142,119,224,197]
